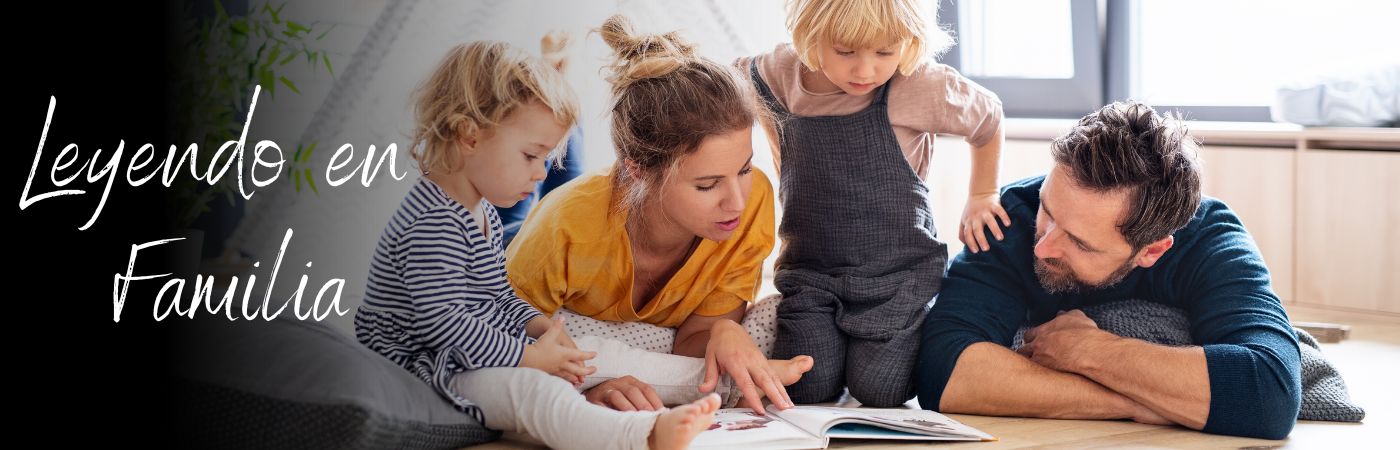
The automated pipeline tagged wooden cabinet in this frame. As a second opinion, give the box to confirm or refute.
[1198,145,1296,303]
[1296,149,1400,314]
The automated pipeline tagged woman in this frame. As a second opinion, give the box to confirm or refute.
[507,15,802,414]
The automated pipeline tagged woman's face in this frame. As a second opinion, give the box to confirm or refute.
[654,127,756,242]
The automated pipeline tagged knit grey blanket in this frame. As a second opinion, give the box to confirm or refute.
[1011,299,1365,422]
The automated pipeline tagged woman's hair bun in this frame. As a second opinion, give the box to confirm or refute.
[599,15,696,92]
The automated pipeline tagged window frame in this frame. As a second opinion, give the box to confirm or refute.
[942,0,1278,121]
[1104,0,1272,121]
[939,0,1104,119]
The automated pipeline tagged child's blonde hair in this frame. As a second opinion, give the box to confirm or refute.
[409,41,579,175]
[786,0,953,76]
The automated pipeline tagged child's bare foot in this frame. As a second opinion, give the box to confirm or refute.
[648,393,720,450]
[768,355,813,386]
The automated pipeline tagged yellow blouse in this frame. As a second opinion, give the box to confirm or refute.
[506,168,776,328]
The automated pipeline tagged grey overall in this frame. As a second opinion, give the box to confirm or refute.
[752,62,948,407]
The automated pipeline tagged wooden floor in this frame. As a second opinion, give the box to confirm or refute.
[468,304,1398,449]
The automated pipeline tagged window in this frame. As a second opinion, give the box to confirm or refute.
[1108,0,1400,121]
[941,0,1102,118]
[947,0,1400,121]
[956,0,1075,79]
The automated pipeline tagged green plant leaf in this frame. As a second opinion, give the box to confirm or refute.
[300,142,318,163]
[279,76,300,94]
[323,53,334,77]
[316,23,337,40]
[305,169,319,194]
[264,1,281,23]
[260,70,275,97]
[253,41,268,65]
[265,46,281,66]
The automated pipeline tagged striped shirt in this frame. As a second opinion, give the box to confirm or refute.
[355,177,543,421]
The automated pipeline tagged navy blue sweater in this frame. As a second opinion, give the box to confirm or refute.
[915,176,1302,439]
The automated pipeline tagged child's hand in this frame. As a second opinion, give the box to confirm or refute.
[521,317,597,386]
[551,315,582,351]
[959,192,1011,253]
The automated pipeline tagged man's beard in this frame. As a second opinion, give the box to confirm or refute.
[1033,233,1139,293]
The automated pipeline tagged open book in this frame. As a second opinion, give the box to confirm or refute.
[691,405,996,449]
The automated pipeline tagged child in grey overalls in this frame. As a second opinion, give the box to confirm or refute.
[740,5,1006,405]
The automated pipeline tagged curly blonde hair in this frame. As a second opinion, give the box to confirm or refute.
[409,41,578,175]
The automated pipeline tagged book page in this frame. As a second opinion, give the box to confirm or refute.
[691,408,828,450]
[765,405,855,436]
[825,423,967,440]
[767,405,994,441]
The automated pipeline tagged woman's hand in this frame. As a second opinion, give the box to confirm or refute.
[960,192,1011,253]
[520,318,596,386]
[584,375,664,411]
[700,320,794,413]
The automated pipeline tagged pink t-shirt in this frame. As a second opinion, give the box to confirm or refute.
[736,44,1003,179]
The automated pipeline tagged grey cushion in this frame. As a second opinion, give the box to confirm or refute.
[170,317,499,449]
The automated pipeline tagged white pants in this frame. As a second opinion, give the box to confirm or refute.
[449,295,783,448]
[451,367,658,450]
[558,294,781,407]
[575,335,738,404]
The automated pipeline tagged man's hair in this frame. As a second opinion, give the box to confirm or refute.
[1050,101,1202,249]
